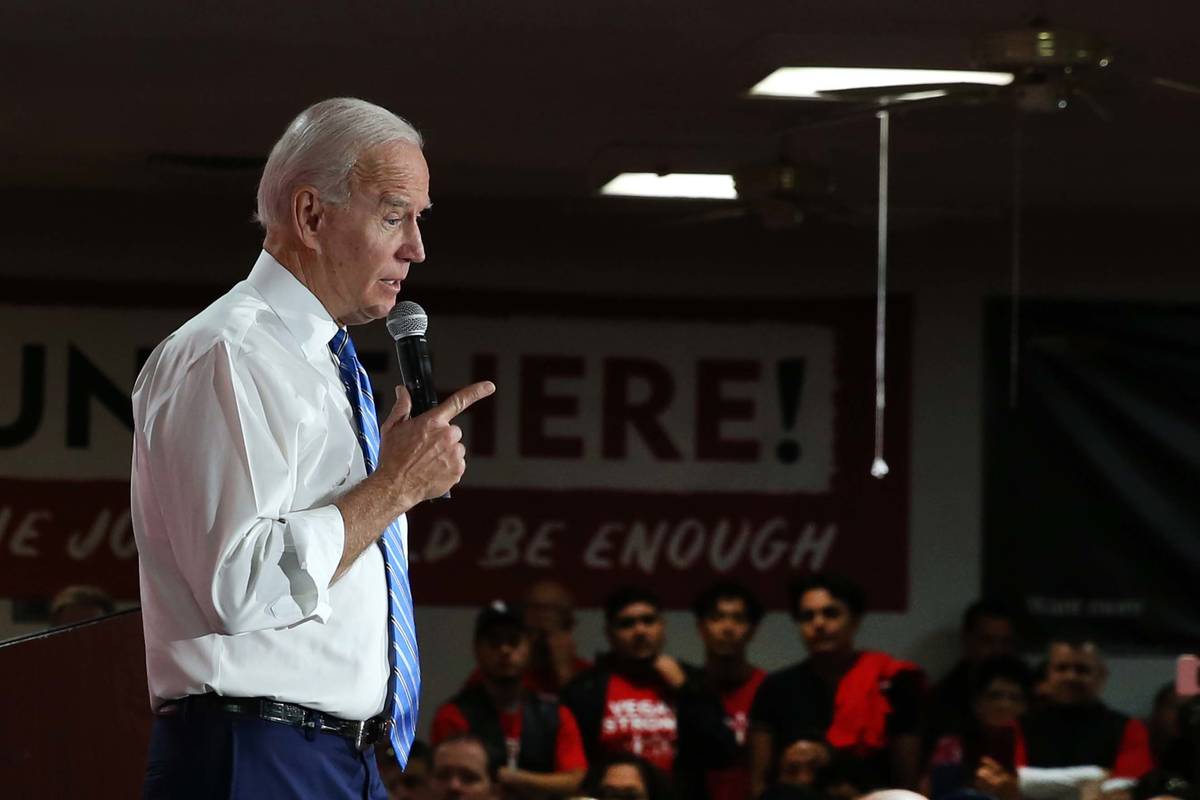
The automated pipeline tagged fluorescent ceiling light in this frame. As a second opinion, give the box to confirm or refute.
[888,89,950,102]
[600,172,737,200]
[750,67,1014,98]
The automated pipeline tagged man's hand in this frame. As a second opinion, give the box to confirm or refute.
[654,654,687,690]
[375,381,495,508]
[332,380,495,581]
[976,756,1021,800]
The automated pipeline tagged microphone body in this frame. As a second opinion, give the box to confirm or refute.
[392,333,439,417]
[386,301,449,500]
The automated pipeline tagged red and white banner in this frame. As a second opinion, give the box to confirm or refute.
[0,289,911,610]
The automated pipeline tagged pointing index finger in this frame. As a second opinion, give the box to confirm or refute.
[429,381,496,424]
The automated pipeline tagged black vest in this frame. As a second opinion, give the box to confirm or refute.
[452,684,561,773]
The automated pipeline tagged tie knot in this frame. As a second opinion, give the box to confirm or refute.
[329,328,357,365]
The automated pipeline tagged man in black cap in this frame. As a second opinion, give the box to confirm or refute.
[430,601,587,798]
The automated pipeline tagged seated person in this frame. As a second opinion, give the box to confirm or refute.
[49,584,115,626]
[926,655,1032,799]
[783,750,875,800]
[582,753,676,800]
[1021,640,1153,782]
[560,585,736,798]
[523,580,592,694]
[748,573,925,796]
[757,733,834,800]
[1147,682,1187,768]
[431,734,502,800]
[432,602,587,797]
[376,738,433,800]
[927,599,1019,746]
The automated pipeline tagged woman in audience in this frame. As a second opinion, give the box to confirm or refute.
[925,655,1032,800]
[748,574,926,797]
[580,753,675,800]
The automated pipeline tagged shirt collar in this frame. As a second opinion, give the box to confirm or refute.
[246,249,341,362]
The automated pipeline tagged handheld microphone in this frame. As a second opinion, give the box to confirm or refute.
[386,301,449,500]
[385,301,439,417]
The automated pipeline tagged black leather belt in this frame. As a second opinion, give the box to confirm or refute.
[158,695,390,751]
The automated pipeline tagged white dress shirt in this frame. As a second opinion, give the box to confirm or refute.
[131,250,395,721]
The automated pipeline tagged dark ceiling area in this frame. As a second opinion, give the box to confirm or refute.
[3,1,1200,236]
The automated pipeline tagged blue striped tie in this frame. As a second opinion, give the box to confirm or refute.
[329,328,420,766]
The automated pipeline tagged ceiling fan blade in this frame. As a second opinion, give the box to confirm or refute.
[1074,88,1114,122]
[1151,77,1200,98]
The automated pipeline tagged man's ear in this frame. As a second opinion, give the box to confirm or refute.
[292,186,325,251]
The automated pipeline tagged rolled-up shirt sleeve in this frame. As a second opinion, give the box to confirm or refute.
[138,340,346,634]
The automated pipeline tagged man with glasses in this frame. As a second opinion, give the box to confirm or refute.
[560,585,737,798]
[1020,640,1153,780]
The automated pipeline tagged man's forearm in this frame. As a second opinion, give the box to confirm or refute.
[332,472,415,581]
[502,768,584,796]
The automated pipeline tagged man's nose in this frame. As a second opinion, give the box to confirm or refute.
[403,224,426,263]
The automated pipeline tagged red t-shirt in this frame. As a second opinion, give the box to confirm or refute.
[706,668,767,800]
[430,699,588,772]
[598,673,679,774]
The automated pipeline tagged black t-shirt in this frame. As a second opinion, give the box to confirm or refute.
[1022,703,1130,769]
[749,655,924,787]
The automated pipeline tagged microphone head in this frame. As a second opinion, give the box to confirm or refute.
[386,301,428,340]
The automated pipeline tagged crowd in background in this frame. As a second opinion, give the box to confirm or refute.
[44,577,1197,800]
[362,575,1198,800]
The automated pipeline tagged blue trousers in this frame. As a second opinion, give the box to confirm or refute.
[143,711,388,799]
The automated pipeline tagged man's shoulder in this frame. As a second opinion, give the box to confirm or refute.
[763,660,818,687]
[1027,701,1129,728]
[171,281,281,358]
[136,283,291,399]
[560,663,610,701]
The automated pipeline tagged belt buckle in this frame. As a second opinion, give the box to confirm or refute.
[353,719,371,751]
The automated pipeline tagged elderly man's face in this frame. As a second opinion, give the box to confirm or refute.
[1046,643,1104,706]
[312,140,429,326]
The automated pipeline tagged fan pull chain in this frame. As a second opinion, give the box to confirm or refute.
[871,110,890,479]
[1009,122,1024,409]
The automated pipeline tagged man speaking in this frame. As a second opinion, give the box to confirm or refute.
[131,97,494,798]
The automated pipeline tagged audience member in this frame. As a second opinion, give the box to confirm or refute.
[691,580,768,800]
[749,573,926,797]
[560,585,736,798]
[377,738,434,800]
[926,655,1032,799]
[927,599,1018,744]
[1149,683,1187,768]
[431,734,502,800]
[816,750,877,800]
[1137,691,1200,800]
[776,735,833,789]
[1021,641,1153,779]
[48,584,115,626]
[432,601,587,797]
[523,580,592,694]
[581,753,676,800]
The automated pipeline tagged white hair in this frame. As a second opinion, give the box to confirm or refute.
[255,97,423,232]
